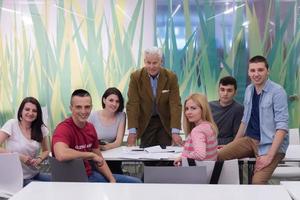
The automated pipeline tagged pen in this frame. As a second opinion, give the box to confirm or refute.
[131,149,144,151]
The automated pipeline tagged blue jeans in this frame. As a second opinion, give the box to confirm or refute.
[23,173,51,186]
[88,171,141,183]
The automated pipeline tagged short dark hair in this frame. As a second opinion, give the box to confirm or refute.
[102,87,124,112]
[249,55,269,69]
[219,76,237,90]
[70,89,91,105]
[17,97,44,143]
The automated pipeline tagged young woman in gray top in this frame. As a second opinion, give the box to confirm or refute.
[88,87,125,174]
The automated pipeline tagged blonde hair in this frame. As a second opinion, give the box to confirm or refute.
[183,93,218,136]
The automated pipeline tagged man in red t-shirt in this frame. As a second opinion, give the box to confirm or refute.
[52,89,141,183]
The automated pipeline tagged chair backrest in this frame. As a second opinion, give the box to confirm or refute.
[0,153,23,197]
[182,158,240,184]
[289,128,300,145]
[143,165,208,184]
[41,106,49,127]
[49,157,88,182]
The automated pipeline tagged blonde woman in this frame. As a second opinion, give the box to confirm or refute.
[174,93,218,166]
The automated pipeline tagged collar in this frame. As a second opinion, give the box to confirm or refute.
[250,79,271,94]
[261,79,271,93]
[148,73,160,80]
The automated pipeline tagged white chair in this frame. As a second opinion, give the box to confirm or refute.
[289,128,300,145]
[271,128,300,181]
[144,165,208,184]
[41,106,49,127]
[182,158,240,184]
[0,153,23,198]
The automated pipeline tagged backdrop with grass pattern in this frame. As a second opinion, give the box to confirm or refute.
[0,0,299,133]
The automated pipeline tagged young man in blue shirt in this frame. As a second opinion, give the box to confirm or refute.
[218,55,289,184]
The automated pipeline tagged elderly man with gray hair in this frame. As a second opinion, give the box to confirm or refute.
[126,47,183,148]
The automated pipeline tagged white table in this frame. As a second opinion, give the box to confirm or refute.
[102,145,300,161]
[102,145,300,184]
[104,145,300,162]
[102,146,182,161]
[10,182,292,200]
[281,181,300,200]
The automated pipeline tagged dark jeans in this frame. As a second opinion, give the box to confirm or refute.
[23,172,51,186]
[88,171,141,183]
[106,161,123,174]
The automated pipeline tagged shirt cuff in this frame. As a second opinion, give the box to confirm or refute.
[128,128,137,134]
[171,128,180,134]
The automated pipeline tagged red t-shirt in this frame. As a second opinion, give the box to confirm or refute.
[52,117,99,176]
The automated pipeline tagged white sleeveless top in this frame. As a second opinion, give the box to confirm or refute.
[88,111,125,142]
[1,119,48,179]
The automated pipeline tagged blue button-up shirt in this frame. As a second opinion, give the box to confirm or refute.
[150,74,158,98]
[242,79,289,155]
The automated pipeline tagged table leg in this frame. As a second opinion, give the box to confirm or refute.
[247,160,255,184]
[238,160,244,184]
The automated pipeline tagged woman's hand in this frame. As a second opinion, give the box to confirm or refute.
[20,154,33,166]
[30,157,43,168]
[173,157,182,166]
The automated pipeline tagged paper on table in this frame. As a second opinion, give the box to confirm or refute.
[139,153,169,159]
[114,147,180,160]
[118,152,178,160]
[131,147,144,151]
[144,145,182,153]
[166,146,183,153]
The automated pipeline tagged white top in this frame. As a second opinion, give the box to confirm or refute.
[88,111,125,142]
[1,119,48,179]
[9,182,292,200]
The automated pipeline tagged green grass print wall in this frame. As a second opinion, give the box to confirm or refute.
[0,0,299,133]
[156,0,299,128]
[0,0,145,130]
